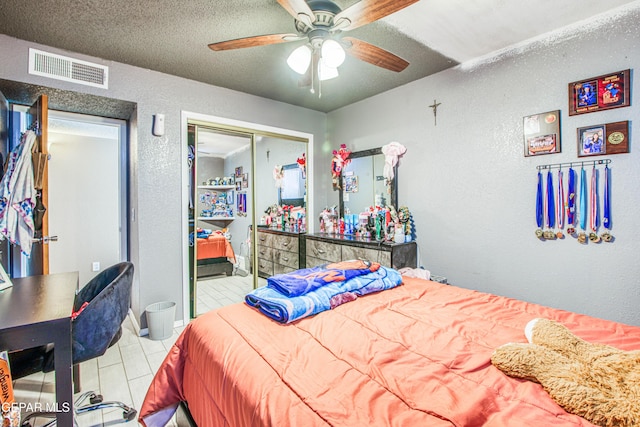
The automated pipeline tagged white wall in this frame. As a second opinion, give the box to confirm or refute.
[327,5,640,326]
[0,34,327,328]
[47,132,121,285]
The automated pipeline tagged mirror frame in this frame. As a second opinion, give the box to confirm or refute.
[338,147,397,218]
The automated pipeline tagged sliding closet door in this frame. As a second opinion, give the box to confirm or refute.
[0,90,9,271]
[190,125,254,317]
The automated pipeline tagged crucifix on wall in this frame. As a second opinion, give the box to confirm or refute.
[428,99,441,126]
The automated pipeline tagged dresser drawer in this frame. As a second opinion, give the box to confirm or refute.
[274,263,297,276]
[257,231,273,247]
[257,258,273,277]
[275,250,299,269]
[306,255,329,269]
[272,234,299,252]
[306,239,341,263]
[257,245,274,261]
[342,246,391,266]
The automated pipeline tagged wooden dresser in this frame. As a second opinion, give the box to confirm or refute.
[256,228,306,278]
[305,233,417,270]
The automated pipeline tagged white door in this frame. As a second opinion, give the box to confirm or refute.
[47,111,126,285]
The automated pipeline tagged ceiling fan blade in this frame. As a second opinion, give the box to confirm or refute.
[208,33,301,51]
[333,0,420,31]
[343,37,409,72]
[277,0,315,25]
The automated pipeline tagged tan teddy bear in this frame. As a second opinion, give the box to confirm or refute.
[491,318,640,427]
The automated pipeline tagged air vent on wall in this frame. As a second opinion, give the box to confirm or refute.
[28,48,109,89]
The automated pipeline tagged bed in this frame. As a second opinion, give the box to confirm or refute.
[139,276,640,426]
[196,231,236,278]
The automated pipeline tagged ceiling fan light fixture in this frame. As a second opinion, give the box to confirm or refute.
[321,39,345,68]
[318,59,339,81]
[287,45,312,74]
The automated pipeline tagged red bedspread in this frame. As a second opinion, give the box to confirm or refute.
[140,277,640,426]
[197,232,235,262]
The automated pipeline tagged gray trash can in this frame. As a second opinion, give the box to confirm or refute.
[145,301,176,340]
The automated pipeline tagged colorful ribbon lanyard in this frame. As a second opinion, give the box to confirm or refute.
[536,172,543,229]
[567,168,576,226]
[556,169,564,229]
[590,166,599,232]
[579,167,587,231]
[546,170,555,229]
[603,165,611,230]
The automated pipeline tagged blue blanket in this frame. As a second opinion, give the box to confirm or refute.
[267,260,380,297]
[245,266,402,323]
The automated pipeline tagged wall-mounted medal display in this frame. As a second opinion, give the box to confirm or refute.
[568,69,630,116]
[535,159,613,244]
[577,121,629,157]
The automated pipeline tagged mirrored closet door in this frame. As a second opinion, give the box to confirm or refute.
[189,124,254,317]
[188,121,311,318]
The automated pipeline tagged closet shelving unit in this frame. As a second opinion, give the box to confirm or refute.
[197,184,236,221]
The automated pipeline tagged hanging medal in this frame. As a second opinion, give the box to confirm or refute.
[601,165,614,242]
[577,166,588,244]
[535,171,544,239]
[588,166,601,243]
[545,170,556,239]
[555,168,565,239]
[566,167,577,237]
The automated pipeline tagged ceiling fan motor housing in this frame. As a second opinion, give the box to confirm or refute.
[295,0,342,33]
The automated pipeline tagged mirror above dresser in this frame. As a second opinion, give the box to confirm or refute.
[339,147,398,218]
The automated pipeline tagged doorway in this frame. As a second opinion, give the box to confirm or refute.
[47,110,127,285]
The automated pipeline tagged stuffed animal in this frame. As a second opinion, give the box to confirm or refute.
[491,318,640,427]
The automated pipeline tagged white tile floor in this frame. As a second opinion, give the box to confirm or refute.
[12,273,259,427]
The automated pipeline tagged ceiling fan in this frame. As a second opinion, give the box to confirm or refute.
[208,0,419,94]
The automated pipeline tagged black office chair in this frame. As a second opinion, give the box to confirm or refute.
[8,262,137,426]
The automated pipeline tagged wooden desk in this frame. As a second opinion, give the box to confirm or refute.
[0,272,78,426]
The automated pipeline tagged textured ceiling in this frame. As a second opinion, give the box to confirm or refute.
[0,0,637,113]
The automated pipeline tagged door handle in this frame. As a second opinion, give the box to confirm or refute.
[33,235,59,244]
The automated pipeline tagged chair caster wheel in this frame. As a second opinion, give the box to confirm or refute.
[124,408,137,421]
[90,393,103,404]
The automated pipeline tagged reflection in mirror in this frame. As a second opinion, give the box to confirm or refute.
[339,148,397,218]
[190,125,254,317]
[278,164,305,207]
[255,137,307,228]
[255,136,308,280]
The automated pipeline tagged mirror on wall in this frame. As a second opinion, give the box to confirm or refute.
[339,148,397,218]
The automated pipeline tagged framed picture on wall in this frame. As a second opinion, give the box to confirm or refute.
[577,121,629,157]
[235,166,243,178]
[568,70,630,115]
[242,173,248,189]
[523,110,561,156]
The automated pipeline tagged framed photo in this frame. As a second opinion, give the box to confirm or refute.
[235,181,242,191]
[235,166,243,178]
[569,70,630,115]
[523,110,560,156]
[578,126,605,157]
[577,121,629,157]
[242,173,248,189]
[0,262,12,292]
[344,176,358,193]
